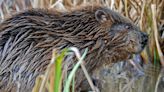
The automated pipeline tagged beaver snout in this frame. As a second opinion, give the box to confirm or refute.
[141,32,148,48]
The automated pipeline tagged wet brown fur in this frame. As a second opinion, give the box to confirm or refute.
[0,5,147,92]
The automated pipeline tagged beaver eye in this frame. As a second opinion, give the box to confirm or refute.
[125,24,132,30]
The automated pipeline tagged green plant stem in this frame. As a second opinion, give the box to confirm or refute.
[64,48,88,92]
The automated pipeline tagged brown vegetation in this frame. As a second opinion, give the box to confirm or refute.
[0,0,164,92]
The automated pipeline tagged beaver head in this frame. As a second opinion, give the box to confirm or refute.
[75,7,148,67]
[109,22,148,54]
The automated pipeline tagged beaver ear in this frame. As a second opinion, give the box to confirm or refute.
[95,10,108,23]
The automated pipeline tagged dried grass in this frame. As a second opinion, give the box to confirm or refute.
[0,0,164,92]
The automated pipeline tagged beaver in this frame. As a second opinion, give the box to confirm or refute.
[0,5,148,92]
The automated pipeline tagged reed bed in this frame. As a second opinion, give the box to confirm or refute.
[0,0,163,92]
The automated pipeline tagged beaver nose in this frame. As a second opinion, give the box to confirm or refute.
[141,32,148,45]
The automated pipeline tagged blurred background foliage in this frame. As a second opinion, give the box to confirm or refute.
[0,0,164,92]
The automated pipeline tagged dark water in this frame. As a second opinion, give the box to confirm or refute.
[96,59,163,92]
